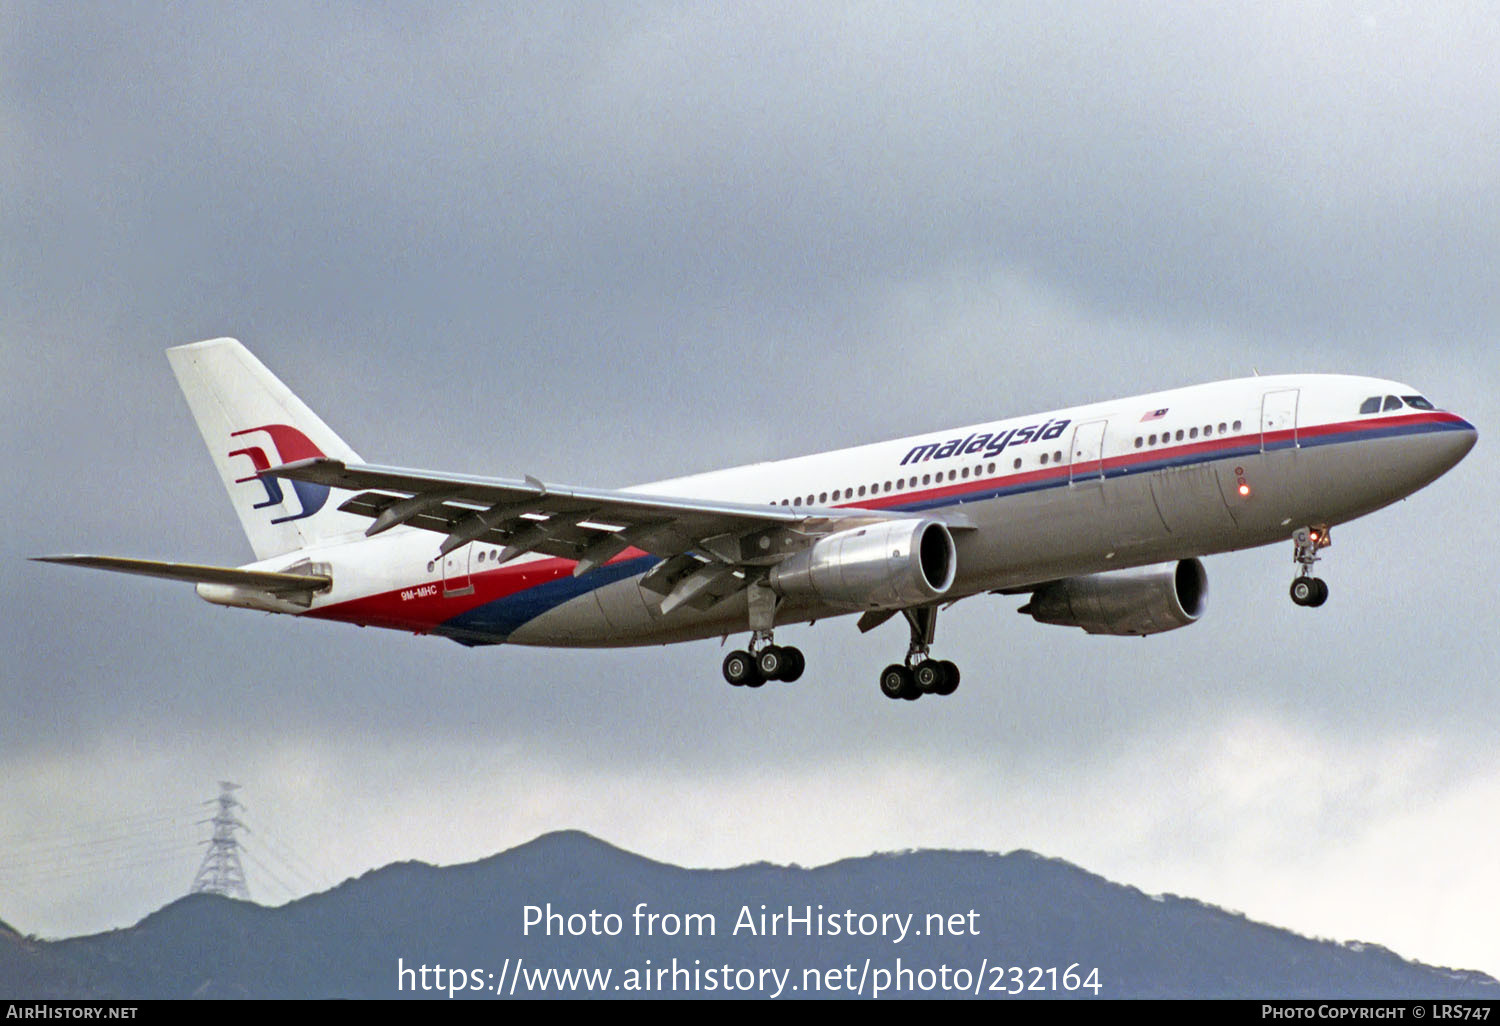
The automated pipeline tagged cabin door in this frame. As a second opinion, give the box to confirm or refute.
[1261,389,1300,452]
[442,543,474,598]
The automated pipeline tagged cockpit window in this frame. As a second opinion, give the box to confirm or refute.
[1382,395,1402,412]
[1359,396,1381,415]
[1402,395,1435,410]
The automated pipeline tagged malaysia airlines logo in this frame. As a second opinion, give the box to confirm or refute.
[900,418,1072,466]
[227,424,329,524]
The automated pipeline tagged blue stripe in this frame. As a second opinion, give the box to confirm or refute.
[435,554,659,645]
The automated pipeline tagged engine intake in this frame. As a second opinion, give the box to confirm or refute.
[1019,559,1207,636]
[770,519,956,610]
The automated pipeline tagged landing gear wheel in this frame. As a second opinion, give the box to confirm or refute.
[880,664,915,701]
[757,645,788,681]
[914,660,946,694]
[780,646,805,683]
[723,650,761,687]
[1290,577,1328,607]
[934,660,960,696]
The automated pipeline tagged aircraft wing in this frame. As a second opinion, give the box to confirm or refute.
[266,458,905,610]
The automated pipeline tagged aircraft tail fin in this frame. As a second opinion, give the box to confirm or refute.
[167,338,367,560]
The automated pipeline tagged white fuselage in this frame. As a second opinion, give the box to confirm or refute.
[222,373,1474,647]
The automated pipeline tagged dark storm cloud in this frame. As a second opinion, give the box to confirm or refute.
[11,3,1500,365]
[6,0,1496,745]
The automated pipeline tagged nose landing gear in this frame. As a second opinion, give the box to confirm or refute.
[1289,526,1331,607]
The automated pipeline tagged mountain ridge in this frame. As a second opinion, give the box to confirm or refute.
[6,830,1495,999]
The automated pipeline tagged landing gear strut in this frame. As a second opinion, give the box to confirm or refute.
[723,583,805,687]
[880,606,960,701]
[1289,526,1331,607]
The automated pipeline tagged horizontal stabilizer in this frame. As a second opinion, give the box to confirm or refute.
[32,555,331,594]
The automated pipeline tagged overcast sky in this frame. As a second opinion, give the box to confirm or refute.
[3,1,1498,982]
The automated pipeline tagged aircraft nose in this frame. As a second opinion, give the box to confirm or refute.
[1433,415,1478,474]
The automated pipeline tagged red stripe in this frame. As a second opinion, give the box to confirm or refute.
[306,547,647,632]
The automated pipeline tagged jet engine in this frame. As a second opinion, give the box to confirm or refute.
[1018,559,1207,636]
[770,519,956,610]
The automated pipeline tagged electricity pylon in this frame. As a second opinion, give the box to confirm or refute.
[189,781,250,900]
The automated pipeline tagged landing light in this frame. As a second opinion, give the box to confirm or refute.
[1238,483,1251,497]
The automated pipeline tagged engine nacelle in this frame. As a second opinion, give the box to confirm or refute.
[1019,559,1207,636]
[770,519,957,610]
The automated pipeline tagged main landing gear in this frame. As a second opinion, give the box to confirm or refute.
[879,606,960,701]
[1289,525,1331,608]
[723,630,806,688]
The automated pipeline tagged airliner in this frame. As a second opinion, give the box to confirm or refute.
[36,338,1477,701]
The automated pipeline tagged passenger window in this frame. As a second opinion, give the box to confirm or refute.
[1040,452,1049,465]
[1219,422,1228,434]
[1383,395,1402,412]
[1232,420,1242,431]
[1054,450,1063,462]
[1149,434,1157,445]
[987,462,995,474]
[1013,458,1022,470]
[1359,396,1381,415]
[948,470,957,481]
[1134,437,1142,448]
[1403,395,1435,411]
[1175,430,1184,441]
[960,467,969,479]
[1189,427,1198,439]
[922,474,931,485]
